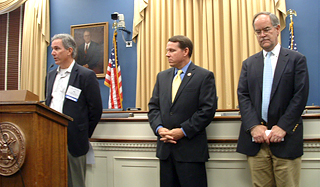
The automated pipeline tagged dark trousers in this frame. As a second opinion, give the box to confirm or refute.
[160,154,207,187]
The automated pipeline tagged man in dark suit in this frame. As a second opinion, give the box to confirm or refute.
[77,30,103,73]
[237,12,309,187]
[148,35,217,187]
[46,33,102,187]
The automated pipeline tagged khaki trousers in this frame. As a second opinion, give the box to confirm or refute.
[68,150,87,187]
[247,143,301,187]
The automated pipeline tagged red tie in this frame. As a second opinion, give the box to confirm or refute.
[85,44,88,54]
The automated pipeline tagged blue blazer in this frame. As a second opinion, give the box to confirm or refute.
[237,47,309,159]
[148,62,217,162]
[46,62,102,157]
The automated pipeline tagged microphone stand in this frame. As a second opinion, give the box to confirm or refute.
[40,64,55,103]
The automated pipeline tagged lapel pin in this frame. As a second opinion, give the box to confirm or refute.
[187,73,191,76]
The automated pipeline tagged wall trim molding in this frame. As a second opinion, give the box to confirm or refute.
[91,142,320,153]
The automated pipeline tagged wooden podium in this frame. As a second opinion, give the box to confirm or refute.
[0,90,72,186]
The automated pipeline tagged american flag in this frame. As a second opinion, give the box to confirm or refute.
[288,20,298,51]
[104,31,123,109]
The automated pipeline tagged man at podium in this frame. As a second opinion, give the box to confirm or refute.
[45,33,103,187]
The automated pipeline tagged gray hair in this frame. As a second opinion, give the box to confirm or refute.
[252,12,280,29]
[51,33,77,58]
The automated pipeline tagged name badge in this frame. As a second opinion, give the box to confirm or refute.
[66,85,82,102]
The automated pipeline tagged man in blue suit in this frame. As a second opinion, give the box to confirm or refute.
[237,12,309,187]
[46,33,102,187]
[148,35,217,187]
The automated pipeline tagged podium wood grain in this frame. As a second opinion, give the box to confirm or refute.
[0,102,71,187]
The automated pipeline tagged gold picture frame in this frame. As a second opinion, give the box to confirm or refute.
[71,22,108,78]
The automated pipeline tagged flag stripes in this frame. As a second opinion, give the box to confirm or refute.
[104,30,123,109]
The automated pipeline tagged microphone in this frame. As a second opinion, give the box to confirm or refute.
[40,64,55,103]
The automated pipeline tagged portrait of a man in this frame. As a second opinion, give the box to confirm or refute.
[77,30,102,72]
[71,22,108,77]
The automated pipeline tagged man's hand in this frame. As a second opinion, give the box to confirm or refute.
[268,125,286,143]
[158,127,173,143]
[251,125,269,144]
[159,128,185,144]
[169,128,185,142]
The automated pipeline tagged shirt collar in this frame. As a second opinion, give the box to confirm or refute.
[175,60,192,74]
[263,43,281,57]
[57,60,75,74]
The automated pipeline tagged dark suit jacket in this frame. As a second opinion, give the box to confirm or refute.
[46,62,102,157]
[77,41,101,69]
[148,62,217,162]
[237,47,309,159]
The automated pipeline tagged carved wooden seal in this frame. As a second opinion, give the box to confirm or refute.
[0,122,26,176]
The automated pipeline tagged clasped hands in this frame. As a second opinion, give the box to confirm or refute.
[251,125,286,144]
[158,127,185,144]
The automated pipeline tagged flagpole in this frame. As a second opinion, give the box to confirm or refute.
[105,27,123,109]
[112,30,123,108]
[286,9,298,51]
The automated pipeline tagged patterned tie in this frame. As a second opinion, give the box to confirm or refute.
[262,52,273,122]
[172,70,183,102]
[85,44,88,54]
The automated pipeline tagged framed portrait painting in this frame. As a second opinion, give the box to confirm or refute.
[71,22,108,78]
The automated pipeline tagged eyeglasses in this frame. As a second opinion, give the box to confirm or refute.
[254,27,273,36]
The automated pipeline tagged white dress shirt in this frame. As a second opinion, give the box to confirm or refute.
[50,61,75,113]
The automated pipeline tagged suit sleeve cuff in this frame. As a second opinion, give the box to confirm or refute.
[181,127,187,137]
[156,125,163,135]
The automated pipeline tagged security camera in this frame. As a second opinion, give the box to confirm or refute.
[111,12,127,30]
[111,12,119,20]
[118,14,125,28]
[118,14,124,21]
